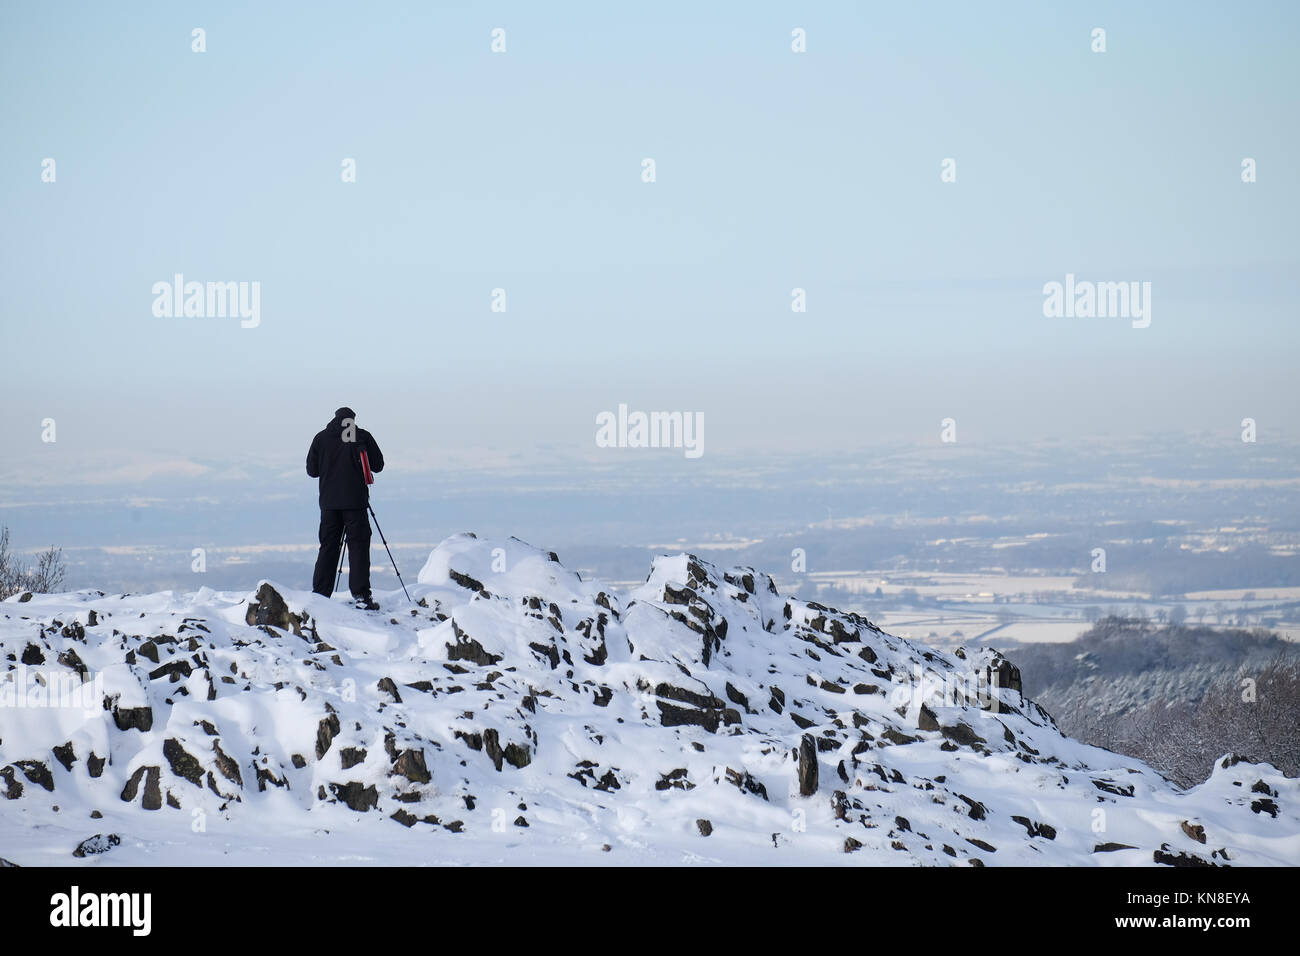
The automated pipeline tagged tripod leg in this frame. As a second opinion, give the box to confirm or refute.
[367,504,412,603]
[334,531,347,596]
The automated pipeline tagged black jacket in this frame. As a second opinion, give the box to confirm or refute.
[306,410,385,510]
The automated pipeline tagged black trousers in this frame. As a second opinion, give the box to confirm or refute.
[311,508,372,598]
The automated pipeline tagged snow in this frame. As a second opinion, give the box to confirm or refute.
[0,532,1294,866]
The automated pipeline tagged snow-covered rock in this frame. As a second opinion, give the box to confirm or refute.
[0,533,1294,865]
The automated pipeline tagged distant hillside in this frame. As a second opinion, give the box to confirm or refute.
[1004,619,1300,786]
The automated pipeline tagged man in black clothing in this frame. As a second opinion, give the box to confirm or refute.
[306,406,385,607]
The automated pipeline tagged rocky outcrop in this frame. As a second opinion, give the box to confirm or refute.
[0,534,1293,867]
[245,583,309,637]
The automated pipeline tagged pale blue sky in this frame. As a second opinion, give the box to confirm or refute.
[1,0,1297,476]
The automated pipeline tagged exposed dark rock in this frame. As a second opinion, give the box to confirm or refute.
[1154,843,1220,867]
[213,742,243,787]
[504,742,531,769]
[797,734,818,797]
[163,739,204,787]
[940,722,985,747]
[1093,842,1138,853]
[917,705,940,732]
[52,742,76,772]
[16,760,53,792]
[1011,815,1057,840]
[984,658,1022,695]
[655,684,726,733]
[725,682,749,711]
[149,659,192,682]
[724,767,768,800]
[377,677,402,703]
[329,781,379,812]
[112,705,154,733]
[1180,820,1207,844]
[245,583,306,636]
[72,833,121,858]
[880,728,918,746]
[656,768,694,792]
[1250,798,1278,818]
[121,766,162,810]
[315,713,341,759]
[831,790,849,820]
[828,619,859,644]
[448,568,486,593]
[393,748,431,783]
[141,768,162,809]
[1092,779,1135,798]
[256,767,286,792]
[56,648,88,679]
[482,729,505,772]
[0,766,21,800]
[340,747,368,770]
[447,621,501,666]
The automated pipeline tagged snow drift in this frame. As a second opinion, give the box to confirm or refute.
[0,533,1294,866]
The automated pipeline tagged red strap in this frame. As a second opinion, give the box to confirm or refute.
[360,449,374,485]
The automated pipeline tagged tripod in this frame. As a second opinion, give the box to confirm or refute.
[333,506,412,604]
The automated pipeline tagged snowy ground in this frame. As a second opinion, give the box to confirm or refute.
[1,534,1295,866]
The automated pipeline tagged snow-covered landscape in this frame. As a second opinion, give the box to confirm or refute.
[2,534,1294,866]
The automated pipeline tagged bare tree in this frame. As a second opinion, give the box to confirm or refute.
[0,525,66,600]
[1100,656,1300,787]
